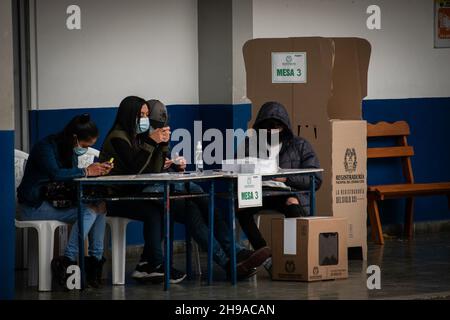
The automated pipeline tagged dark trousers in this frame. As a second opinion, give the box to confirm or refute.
[107,199,186,268]
[177,197,243,269]
[107,195,241,270]
[238,196,303,250]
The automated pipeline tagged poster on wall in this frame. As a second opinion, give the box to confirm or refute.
[434,0,450,48]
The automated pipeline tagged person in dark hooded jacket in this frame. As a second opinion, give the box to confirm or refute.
[100,96,266,283]
[237,101,322,273]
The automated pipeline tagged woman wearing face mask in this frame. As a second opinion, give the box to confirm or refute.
[142,100,270,281]
[17,114,113,289]
[100,96,187,284]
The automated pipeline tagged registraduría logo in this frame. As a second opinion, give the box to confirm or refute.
[344,148,358,173]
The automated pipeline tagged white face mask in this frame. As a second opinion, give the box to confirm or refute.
[136,117,150,134]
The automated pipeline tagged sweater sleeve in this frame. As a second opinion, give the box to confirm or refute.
[34,141,85,181]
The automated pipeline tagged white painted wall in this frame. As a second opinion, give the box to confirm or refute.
[0,0,15,130]
[232,0,253,104]
[31,0,198,110]
[252,0,450,99]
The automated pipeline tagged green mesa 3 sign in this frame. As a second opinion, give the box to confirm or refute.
[272,52,307,83]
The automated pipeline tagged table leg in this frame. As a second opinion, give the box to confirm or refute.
[77,182,85,289]
[163,181,171,291]
[207,180,215,285]
[184,183,193,280]
[309,175,316,216]
[185,228,193,280]
[228,181,237,285]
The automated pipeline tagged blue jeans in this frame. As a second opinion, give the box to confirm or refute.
[19,201,106,261]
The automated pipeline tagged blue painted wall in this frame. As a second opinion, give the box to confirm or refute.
[27,98,450,246]
[28,104,252,245]
[363,98,450,225]
[0,130,15,299]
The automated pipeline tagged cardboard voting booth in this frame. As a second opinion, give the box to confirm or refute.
[243,37,370,259]
[271,217,348,282]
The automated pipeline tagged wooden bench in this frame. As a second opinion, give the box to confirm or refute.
[367,121,450,245]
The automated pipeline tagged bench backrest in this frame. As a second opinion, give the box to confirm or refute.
[367,121,414,184]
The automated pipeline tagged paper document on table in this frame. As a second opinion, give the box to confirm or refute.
[262,180,291,191]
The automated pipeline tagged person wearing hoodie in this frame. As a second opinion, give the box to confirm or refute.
[99,96,188,284]
[100,96,266,283]
[237,101,323,274]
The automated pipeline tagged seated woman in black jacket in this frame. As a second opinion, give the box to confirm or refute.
[100,96,270,284]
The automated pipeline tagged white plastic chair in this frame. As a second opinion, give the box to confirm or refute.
[14,149,69,291]
[106,217,202,285]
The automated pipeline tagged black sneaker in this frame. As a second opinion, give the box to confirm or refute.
[51,256,77,290]
[262,257,273,277]
[170,267,187,284]
[132,262,164,284]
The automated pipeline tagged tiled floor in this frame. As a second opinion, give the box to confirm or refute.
[14,232,450,300]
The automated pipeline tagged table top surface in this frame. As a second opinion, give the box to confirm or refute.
[75,168,323,183]
[220,168,323,178]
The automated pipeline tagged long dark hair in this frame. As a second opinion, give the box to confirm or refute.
[109,96,148,144]
[56,113,99,168]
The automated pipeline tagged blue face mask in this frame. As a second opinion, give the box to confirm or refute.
[74,146,88,156]
[73,137,89,156]
[136,117,150,134]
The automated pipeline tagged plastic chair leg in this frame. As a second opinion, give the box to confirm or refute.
[37,224,55,292]
[110,220,128,285]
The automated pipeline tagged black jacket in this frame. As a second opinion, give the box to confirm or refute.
[241,101,322,213]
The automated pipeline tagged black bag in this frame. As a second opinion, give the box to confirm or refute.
[43,181,77,209]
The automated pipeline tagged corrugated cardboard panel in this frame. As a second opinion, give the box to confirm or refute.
[243,38,294,128]
[327,38,371,120]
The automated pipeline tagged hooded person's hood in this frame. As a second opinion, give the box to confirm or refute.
[253,101,294,140]
[146,99,168,129]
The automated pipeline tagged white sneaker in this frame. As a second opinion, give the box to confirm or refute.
[263,257,273,277]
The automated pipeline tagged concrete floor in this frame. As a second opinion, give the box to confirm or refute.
[15,232,450,300]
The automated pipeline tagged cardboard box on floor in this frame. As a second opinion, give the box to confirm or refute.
[243,37,370,259]
[255,211,284,248]
[271,217,348,282]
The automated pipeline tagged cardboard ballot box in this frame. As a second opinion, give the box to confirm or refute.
[243,37,370,260]
[271,217,348,282]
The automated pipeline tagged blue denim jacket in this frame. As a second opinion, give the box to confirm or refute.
[17,135,85,208]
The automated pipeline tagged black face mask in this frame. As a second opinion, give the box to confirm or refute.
[258,119,286,145]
